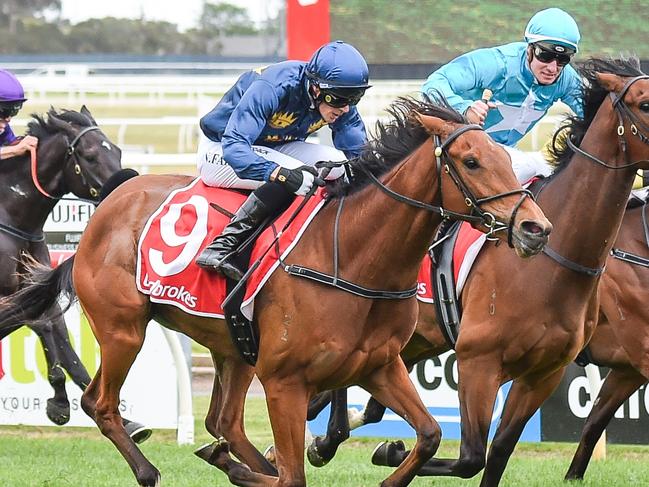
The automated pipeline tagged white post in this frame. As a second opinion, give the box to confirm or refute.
[584,364,606,460]
[161,326,195,445]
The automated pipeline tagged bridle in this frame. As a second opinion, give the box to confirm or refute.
[565,75,649,169]
[30,125,103,204]
[357,123,534,248]
[544,74,649,276]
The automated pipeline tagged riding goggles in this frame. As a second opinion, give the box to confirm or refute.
[0,102,22,119]
[533,44,573,67]
[320,87,366,108]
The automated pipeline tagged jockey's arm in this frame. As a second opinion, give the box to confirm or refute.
[0,135,38,159]
[220,81,281,182]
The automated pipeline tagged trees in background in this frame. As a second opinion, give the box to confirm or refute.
[0,1,270,55]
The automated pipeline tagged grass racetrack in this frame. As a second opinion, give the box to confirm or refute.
[1,395,649,486]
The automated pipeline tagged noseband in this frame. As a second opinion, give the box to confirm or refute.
[358,123,533,248]
[31,125,103,202]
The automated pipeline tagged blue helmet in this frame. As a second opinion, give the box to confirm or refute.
[0,69,26,103]
[524,8,580,53]
[306,40,371,90]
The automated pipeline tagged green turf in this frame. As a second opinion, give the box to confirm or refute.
[1,394,648,486]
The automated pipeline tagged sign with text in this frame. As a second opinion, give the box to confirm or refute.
[308,351,541,441]
[0,198,179,429]
[541,363,649,444]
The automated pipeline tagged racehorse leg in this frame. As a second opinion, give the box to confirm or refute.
[372,356,502,478]
[306,388,350,467]
[196,355,278,477]
[480,370,564,487]
[565,367,646,480]
[49,305,152,443]
[307,390,332,420]
[263,377,312,486]
[362,358,440,487]
[80,314,161,487]
[31,320,71,425]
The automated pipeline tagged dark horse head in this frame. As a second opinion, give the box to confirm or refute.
[18,105,123,202]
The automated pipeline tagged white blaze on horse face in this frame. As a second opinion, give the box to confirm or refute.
[148,195,209,277]
[101,140,111,150]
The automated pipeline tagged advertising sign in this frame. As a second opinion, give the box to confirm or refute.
[309,351,541,441]
[0,198,179,429]
[542,363,649,444]
[287,0,330,60]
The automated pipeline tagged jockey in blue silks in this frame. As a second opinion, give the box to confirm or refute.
[195,40,371,280]
[0,69,38,160]
[422,8,583,183]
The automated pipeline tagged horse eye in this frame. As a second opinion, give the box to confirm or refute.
[640,102,649,113]
[463,158,480,170]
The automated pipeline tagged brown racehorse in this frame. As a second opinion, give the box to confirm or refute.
[0,97,550,487]
[307,58,649,486]
[565,199,649,480]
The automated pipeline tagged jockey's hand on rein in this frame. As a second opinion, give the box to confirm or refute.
[274,166,325,196]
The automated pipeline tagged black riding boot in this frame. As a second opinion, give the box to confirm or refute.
[195,183,293,280]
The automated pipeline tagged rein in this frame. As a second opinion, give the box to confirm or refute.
[610,201,649,268]
[0,125,104,243]
[29,125,103,205]
[543,75,649,276]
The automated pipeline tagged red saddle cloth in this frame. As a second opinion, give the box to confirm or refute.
[136,178,326,319]
[416,222,487,303]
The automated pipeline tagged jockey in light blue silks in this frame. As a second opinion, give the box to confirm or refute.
[195,41,371,280]
[422,8,583,183]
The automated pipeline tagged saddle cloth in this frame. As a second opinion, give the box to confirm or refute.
[136,178,326,319]
[416,222,486,304]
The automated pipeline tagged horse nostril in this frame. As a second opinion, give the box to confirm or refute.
[521,220,550,238]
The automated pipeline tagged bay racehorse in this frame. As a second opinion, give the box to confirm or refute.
[304,57,649,485]
[0,97,550,486]
[565,198,649,480]
[0,106,149,440]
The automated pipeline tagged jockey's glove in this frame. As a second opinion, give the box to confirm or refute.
[275,166,325,196]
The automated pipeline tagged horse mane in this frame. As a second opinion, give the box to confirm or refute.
[26,107,95,139]
[548,56,644,174]
[327,95,465,198]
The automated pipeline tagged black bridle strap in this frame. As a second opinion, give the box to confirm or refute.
[542,75,649,277]
[0,222,44,242]
[610,248,649,268]
[542,246,604,277]
[609,201,649,268]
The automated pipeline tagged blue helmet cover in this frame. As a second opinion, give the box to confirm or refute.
[306,40,371,89]
[524,8,580,53]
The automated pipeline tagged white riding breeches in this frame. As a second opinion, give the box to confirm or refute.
[502,145,553,184]
[196,134,347,189]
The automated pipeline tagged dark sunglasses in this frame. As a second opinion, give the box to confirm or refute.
[0,103,22,119]
[321,90,364,108]
[533,45,573,67]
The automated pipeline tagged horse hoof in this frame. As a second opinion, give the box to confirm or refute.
[125,421,153,444]
[136,467,161,487]
[195,440,230,466]
[371,440,405,467]
[46,398,70,425]
[263,445,276,466]
[306,438,329,468]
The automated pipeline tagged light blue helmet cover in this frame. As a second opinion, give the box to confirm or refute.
[524,8,580,53]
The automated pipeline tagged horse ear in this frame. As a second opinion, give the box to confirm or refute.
[415,113,447,136]
[47,110,76,137]
[596,72,625,93]
[80,105,98,125]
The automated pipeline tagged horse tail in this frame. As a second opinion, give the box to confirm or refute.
[0,255,76,335]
